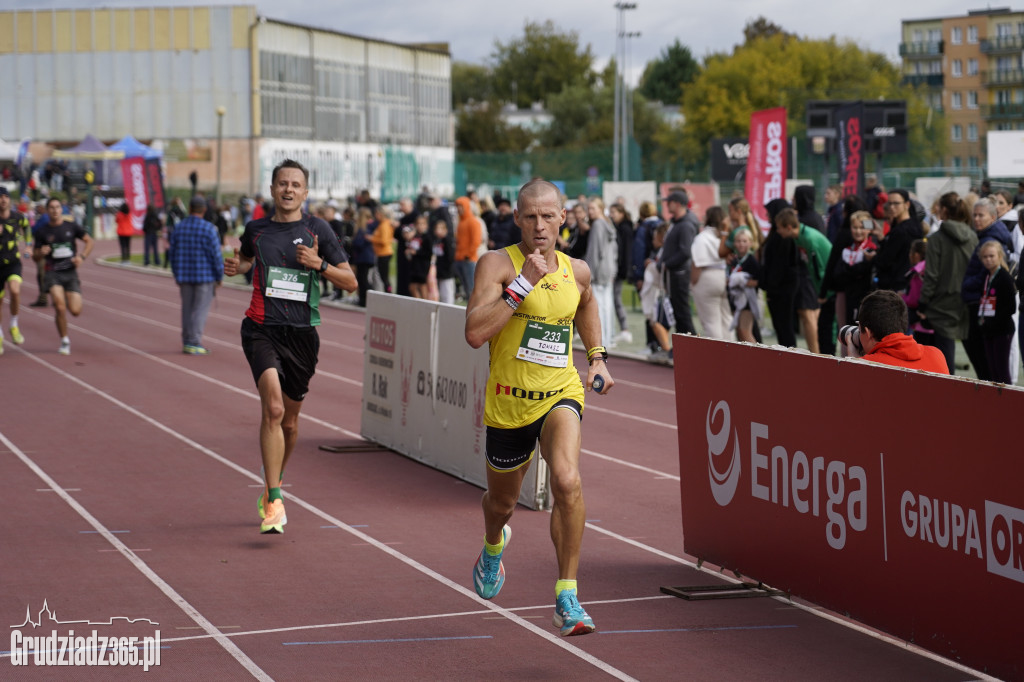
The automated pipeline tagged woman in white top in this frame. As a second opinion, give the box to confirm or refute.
[691,206,734,340]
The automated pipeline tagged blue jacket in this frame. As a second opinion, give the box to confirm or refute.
[350,229,377,265]
[632,217,660,282]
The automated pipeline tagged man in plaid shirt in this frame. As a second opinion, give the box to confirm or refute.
[169,195,223,355]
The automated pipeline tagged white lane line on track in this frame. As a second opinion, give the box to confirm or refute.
[583,403,677,430]
[0,427,272,681]
[603,377,675,395]
[5,345,637,682]
[581,448,680,481]
[153,596,675,644]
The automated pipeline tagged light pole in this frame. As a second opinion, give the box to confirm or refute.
[622,31,640,181]
[613,3,637,182]
[215,105,226,207]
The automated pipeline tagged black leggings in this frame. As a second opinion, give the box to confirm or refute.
[766,285,797,347]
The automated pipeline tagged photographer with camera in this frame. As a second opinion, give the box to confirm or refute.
[838,289,949,374]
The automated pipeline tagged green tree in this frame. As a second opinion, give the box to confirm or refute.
[490,20,595,108]
[743,16,791,44]
[541,70,668,162]
[452,61,494,107]
[679,33,946,169]
[454,101,534,153]
[637,39,701,105]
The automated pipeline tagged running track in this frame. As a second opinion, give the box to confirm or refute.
[0,240,990,680]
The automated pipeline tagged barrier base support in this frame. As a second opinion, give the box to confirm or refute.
[660,583,786,601]
[318,443,392,453]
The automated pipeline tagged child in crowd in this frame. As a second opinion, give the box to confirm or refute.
[902,239,930,341]
[832,210,878,326]
[977,240,1018,384]
[640,222,672,358]
[432,219,455,304]
[406,214,433,300]
[726,227,762,343]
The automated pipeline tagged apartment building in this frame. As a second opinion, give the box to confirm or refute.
[901,7,1024,174]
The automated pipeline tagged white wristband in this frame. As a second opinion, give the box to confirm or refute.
[507,273,534,300]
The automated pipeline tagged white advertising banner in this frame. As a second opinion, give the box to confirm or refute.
[601,181,657,221]
[360,292,550,510]
[987,130,1024,178]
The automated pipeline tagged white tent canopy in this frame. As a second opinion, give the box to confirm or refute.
[0,138,20,162]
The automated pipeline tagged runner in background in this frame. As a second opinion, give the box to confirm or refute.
[33,197,93,356]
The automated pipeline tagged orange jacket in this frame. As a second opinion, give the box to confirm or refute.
[454,197,481,262]
[115,211,135,237]
[863,333,950,375]
[370,218,394,257]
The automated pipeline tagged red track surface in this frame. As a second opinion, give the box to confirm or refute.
[1,240,988,680]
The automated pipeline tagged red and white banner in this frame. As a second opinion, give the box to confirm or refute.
[744,107,787,226]
[673,335,1022,680]
[121,158,149,232]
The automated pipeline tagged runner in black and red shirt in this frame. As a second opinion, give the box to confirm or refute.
[224,159,357,534]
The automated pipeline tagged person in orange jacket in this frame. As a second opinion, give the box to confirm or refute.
[846,289,950,375]
[454,196,482,298]
[115,202,134,263]
[370,205,394,293]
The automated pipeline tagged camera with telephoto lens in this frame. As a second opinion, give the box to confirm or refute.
[838,324,864,356]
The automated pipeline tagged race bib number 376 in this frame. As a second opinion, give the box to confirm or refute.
[266,266,310,302]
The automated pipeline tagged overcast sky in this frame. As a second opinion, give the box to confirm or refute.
[18,0,983,83]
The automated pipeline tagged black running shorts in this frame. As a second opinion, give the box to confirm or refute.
[240,317,320,401]
[43,268,81,294]
[0,260,23,283]
[485,398,582,472]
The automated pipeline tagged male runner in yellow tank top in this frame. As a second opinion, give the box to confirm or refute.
[465,178,614,636]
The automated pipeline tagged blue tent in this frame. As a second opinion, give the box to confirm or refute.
[109,136,162,160]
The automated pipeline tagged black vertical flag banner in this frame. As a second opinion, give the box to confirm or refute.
[144,158,167,211]
[835,102,864,200]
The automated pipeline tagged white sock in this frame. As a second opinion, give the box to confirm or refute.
[10,315,18,327]
[61,336,69,344]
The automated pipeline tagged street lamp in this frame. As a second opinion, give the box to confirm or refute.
[613,3,637,182]
[622,31,641,182]
[215,105,226,207]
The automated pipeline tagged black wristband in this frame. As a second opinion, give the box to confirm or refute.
[319,259,329,273]
[588,352,608,365]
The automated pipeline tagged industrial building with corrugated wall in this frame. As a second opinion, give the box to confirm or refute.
[0,5,454,201]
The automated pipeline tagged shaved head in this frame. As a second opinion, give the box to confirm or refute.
[516,179,561,212]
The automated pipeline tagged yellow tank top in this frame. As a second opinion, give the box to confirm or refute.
[484,246,585,429]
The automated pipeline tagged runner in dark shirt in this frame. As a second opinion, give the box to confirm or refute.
[0,186,31,350]
[223,159,357,534]
[32,198,93,355]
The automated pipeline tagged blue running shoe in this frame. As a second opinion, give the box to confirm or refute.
[472,525,511,599]
[553,588,595,636]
